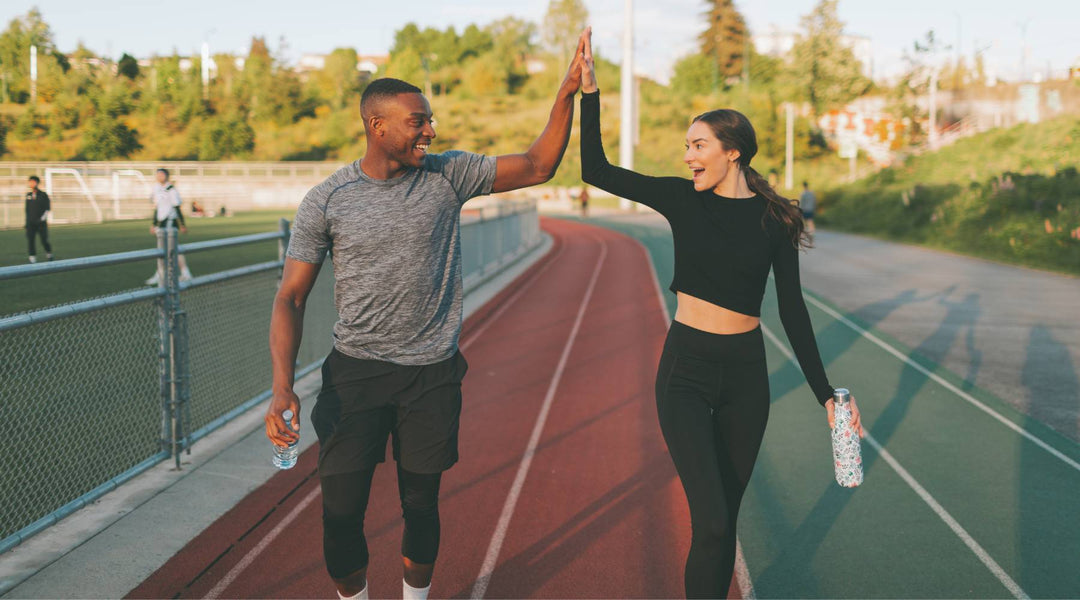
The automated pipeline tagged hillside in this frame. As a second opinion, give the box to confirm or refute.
[820,115,1080,276]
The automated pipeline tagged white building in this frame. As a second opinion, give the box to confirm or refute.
[753,25,874,79]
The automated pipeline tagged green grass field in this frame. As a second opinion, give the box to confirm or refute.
[1,210,296,315]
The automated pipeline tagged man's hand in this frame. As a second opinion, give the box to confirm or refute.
[581,27,597,94]
[265,387,301,447]
[559,28,590,95]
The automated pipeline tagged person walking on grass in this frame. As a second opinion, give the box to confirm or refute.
[578,29,864,599]
[145,168,193,285]
[799,180,817,235]
[265,30,589,600]
[25,175,54,263]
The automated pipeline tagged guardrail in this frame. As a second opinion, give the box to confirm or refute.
[0,198,542,555]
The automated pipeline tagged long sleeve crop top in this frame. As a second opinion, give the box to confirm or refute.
[580,90,834,406]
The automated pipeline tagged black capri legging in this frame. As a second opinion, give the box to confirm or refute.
[321,465,443,579]
[656,320,771,599]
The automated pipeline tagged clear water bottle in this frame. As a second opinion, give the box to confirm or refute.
[830,388,863,487]
[272,409,299,470]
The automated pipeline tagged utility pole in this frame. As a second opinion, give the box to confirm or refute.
[784,103,794,191]
[619,0,635,211]
[29,45,37,105]
[201,42,211,100]
[1015,18,1030,82]
[928,67,938,149]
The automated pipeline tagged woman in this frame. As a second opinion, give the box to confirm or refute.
[578,31,864,599]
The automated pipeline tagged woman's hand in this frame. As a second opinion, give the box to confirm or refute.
[581,26,597,93]
[825,395,865,438]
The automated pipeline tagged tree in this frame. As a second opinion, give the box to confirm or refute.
[0,8,57,102]
[117,53,139,80]
[788,0,870,115]
[699,0,748,84]
[542,0,588,63]
[486,17,536,92]
[671,53,715,96]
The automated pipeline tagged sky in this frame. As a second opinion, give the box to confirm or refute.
[2,0,1077,84]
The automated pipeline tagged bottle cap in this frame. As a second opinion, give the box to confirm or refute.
[833,388,850,404]
[282,409,294,420]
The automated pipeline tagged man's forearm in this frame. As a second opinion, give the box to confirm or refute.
[524,86,576,179]
[270,295,305,393]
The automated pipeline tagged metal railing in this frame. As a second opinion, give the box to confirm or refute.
[0,198,541,554]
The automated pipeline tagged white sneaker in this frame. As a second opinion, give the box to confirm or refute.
[28,256,37,264]
[179,269,193,282]
[145,273,159,286]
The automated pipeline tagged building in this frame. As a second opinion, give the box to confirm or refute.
[753,24,874,79]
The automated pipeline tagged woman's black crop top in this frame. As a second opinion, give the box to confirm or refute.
[580,90,834,406]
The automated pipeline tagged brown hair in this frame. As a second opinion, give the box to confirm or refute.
[691,109,811,250]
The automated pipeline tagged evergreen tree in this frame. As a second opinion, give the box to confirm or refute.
[698,0,748,83]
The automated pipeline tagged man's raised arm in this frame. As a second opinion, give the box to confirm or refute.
[491,28,589,193]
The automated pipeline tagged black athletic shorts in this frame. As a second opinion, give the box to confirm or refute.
[311,347,469,477]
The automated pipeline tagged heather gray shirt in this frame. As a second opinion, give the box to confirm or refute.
[799,189,817,212]
[287,151,497,365]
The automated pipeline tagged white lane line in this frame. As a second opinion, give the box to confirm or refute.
[761,325,1029,600]
[635,237,756,600]
[461,237,566,351]
[798,290,1080,474]
[470,236,609,600]
[205,486,321,599]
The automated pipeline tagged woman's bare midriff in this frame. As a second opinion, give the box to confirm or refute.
[674,292,760,334]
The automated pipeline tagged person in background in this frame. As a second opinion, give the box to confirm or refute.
[25,175,54,263]
[146,168,193,285]
[580,184,590,217]
[799,181,817,235]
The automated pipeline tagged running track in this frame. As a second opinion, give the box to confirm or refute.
[127,218,748,599]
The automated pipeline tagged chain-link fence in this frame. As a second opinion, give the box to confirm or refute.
[0,199,540,555]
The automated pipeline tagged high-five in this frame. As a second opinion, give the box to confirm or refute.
[578,29,862,599]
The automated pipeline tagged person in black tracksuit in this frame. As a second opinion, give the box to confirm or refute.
[25,175,54,263]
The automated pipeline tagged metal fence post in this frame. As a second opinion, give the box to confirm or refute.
[156,228,172,458]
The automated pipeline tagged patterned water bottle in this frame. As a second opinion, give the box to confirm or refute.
[831,388,863,487]
[272,409,299,470]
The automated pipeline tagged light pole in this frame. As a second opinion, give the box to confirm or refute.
[619,0,635,211]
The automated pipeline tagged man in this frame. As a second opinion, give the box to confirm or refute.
[145,168,193,285]
[799,180,817,235]
[265,29,589,600]
[25,176,53,263]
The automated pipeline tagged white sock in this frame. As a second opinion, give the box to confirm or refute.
[337,581,368,600]
[403,579,431,600]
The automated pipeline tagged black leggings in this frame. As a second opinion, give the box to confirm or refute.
[320,464,443,579]
[26,223,51,256]
[656,320,770,599]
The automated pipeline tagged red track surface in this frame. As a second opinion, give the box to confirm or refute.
[127,218,743,599]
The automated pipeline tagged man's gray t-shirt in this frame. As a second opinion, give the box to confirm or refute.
[287,151,497,365]
[799,189,817,213]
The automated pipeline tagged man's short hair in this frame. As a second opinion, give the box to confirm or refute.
[28,175,40,183]
[360,78,423,120]
[802,181,809,187]
[157,168,170,180]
